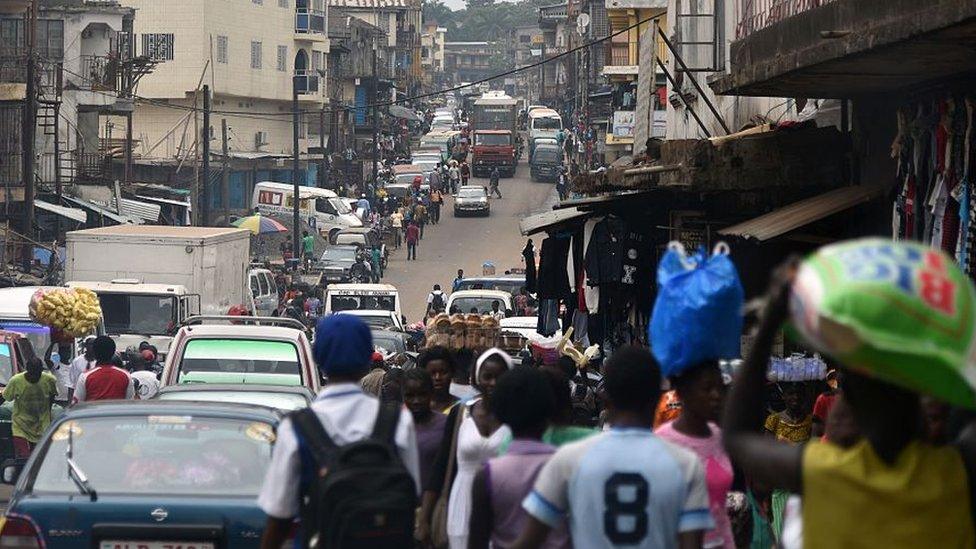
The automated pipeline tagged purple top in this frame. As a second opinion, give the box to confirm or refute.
[414,412,448,489]
[486,439,570,548]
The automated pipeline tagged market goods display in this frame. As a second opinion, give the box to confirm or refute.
[650,241,744,377]
[767,354,827,382]
[29,288,102,338]
[790,238,976,408]
[424,312,499,352]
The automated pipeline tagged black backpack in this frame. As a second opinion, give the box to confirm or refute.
[291,404,417,549]
[430,291,445,312]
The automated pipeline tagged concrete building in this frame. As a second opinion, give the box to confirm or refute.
[420,21,445,89]
[444,41,496,84]
[537,2,569,105]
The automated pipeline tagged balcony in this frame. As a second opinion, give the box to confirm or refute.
[295,8,326,35]
[713,0,976,98]
[294,70,321,95]
[79,55,120,92]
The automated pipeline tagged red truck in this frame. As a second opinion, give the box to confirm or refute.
[471,93,518,177]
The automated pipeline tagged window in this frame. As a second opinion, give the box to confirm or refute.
[251,41,262,69]
[216,35,228,64]
[279,0,288,6]
[520,35,530,43]
[0,19,63,59]
[253,0,263,4]
[277,45,287,71]
[142,33,174,61]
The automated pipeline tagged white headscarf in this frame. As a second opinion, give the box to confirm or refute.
[474,347,514,382]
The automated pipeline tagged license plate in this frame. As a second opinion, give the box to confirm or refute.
[100,542,215,549]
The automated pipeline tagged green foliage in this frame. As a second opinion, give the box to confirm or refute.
[423,0,551,42]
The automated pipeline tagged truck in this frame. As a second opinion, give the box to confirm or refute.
[64,226,253,358]
[530,142,564,182]
[528,108,562,156]
[471,92,518,177]
[252,181,362,241]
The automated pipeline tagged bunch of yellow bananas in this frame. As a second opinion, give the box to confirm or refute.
[29,288,102,338]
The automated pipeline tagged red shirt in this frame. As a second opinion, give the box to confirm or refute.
[812,392,837,423]
[74,364,134,402]
[406,225,420,244]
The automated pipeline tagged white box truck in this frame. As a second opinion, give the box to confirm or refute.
[64,226,252,357]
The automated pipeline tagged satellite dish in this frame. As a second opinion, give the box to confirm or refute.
[577,13,591,35]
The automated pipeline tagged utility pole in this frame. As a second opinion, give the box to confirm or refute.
[370,40,378,199]
[221,118,229,222]
[319,106,326,188]
[200,84,211,226]
[291,77,301,259]
[539,42,545,103]
[22,0,38,243]
[123,15,134,190]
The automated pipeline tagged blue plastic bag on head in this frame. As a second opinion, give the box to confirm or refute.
[650,241,744,377]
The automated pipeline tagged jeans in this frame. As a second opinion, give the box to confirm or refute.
[419,222,425,239]
[393,227,401,248]
[407,242,417,260]
[490,184,502,198]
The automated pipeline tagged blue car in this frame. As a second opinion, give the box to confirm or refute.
[0,400,283,549]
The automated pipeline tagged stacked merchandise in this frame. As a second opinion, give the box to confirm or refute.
[29,288,102,341]
[424,312,500,353]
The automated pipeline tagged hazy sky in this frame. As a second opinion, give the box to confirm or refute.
[443,0,465,10]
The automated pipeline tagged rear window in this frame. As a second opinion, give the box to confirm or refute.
[178,339,300,382]
[475,134,510,146]
[451,297,505,315]
[30,416,274,496]
[158,391,308,411]
[329,295,397,312]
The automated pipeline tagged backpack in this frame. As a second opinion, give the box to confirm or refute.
[430,291,445,312]
[291,404,417,549]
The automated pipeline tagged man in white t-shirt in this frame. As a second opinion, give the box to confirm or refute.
[129,354,160,400]
[66,337,95,401]
[515,346,713,549]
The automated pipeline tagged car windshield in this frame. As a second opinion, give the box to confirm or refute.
[99,294,177,336]
[0,321,50,359]
[329,198,352,214]
[0,343,13,385]
[349,314,395,330]
[475,134,510,146]
[329,294,397,312]
[451,297,504,315]
[456,279,525,295]
[458,188,486,199]
[373,334,406,354]
[532,117,561,130]
[535,149,561,162]
[30,416,274,496]
[177,339,301,382]
[321,248,357,262]
[335,234,366,246]
[158,391,309,411]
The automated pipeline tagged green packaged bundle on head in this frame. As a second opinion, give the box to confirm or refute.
[789,238,976,408]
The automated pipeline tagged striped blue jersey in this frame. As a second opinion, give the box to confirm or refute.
[523,428,714,548]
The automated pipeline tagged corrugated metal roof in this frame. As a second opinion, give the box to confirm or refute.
[111,197,162,223]
[718,183,890,241]
[35,200,87,224]
[520,207,591,236]
[327,0,408,9]
[62,195,140,225]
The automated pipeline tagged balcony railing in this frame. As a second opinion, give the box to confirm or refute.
[735,0,835,40]
[294,70,320,94]
[296,8,326,34]
[79,55,120,92]
[609,47,630,66]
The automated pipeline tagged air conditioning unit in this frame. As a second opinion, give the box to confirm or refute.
[255,131,269,149]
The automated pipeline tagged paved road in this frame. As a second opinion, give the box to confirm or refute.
[383,162,555,322]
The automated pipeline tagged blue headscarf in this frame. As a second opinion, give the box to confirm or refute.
[313,315,373,377]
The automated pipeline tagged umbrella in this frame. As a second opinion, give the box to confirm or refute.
[232,214,288,235]
[389,105,422,122]
[790,238,976,408]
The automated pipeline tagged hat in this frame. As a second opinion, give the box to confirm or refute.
[371,351,385,364]
[313,315,374,377]
[140,349,156,362]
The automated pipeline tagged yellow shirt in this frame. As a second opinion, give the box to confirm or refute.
[803,440,974,548]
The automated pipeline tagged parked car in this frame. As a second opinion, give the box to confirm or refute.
[499,316,562,343]
[331,227,388,269]
[160,316,321,392]
[0,286,63,356]
[453,185,490,217]
[455,275,527,296]
[446,290,514,315]
[314,245,360,285]
[0,400,282,549]
[156,383,313,411]
[248,268,278,316]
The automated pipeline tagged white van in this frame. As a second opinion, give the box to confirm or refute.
[252,181,362,240]
[0,286,63,354]
[248,268,279,316]
[324,284,401,320]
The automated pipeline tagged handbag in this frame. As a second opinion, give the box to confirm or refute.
[430,405,464,548]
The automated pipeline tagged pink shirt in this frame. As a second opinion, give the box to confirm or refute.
[655,421,735,549]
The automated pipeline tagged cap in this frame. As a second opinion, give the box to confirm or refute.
[313,315,373,377]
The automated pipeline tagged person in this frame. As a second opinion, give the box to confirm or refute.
[418,346,460,413]
[523,239,537,294]
[258,314,421,548]
[810,369,838,438]
[765,382,812,444]
[1,357,57,458]
[73,336,135,403]
[371,245,383,281]
[406,220,420,261]
[655,361,735,549]
[488,300,505,322]
[419,349,513,549]
[489,167,501,199]
[514,288,530,316]
[280,240,294,265]
[469,366,570,549]
[302,230,315,269]
[67,336,96,401]
[404,368,449,492]
[453,269,465,292]
[390,208,404,249]
[380,368,405,404]
[415,201,428,239]
[460,161,470,187]
[412,174,423,195]
[129,355,160,400]
[304,289,322,319]
[449,163,461,192]
[513,346,713,549]
[430,187,444,224]
[430,164,442,191]
[723,262,976,548]
[555,169,568,201]
[428,284,447,315]
[357,194,371,217]
[450,349,480,402]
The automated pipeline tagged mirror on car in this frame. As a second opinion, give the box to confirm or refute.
[2,459,26,485]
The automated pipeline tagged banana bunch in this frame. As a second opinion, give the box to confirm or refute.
[29,288,102,338]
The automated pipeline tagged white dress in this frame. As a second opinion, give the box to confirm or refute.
[446,401,511,549]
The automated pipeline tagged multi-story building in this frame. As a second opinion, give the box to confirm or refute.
[443,41,496,84]
[537,2,569,106]
[420,21,445,90]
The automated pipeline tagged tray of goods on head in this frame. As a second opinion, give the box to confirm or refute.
[29,287,102,343]
[424,312,500,353]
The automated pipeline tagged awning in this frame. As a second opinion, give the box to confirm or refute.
[520,207,591,236]
[718,183,890,241]
[111,197,162,223]
[62,195,140,225]
[35,200,87,224]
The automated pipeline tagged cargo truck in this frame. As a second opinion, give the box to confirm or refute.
[64,226,253,358]
[471,92,518,177]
